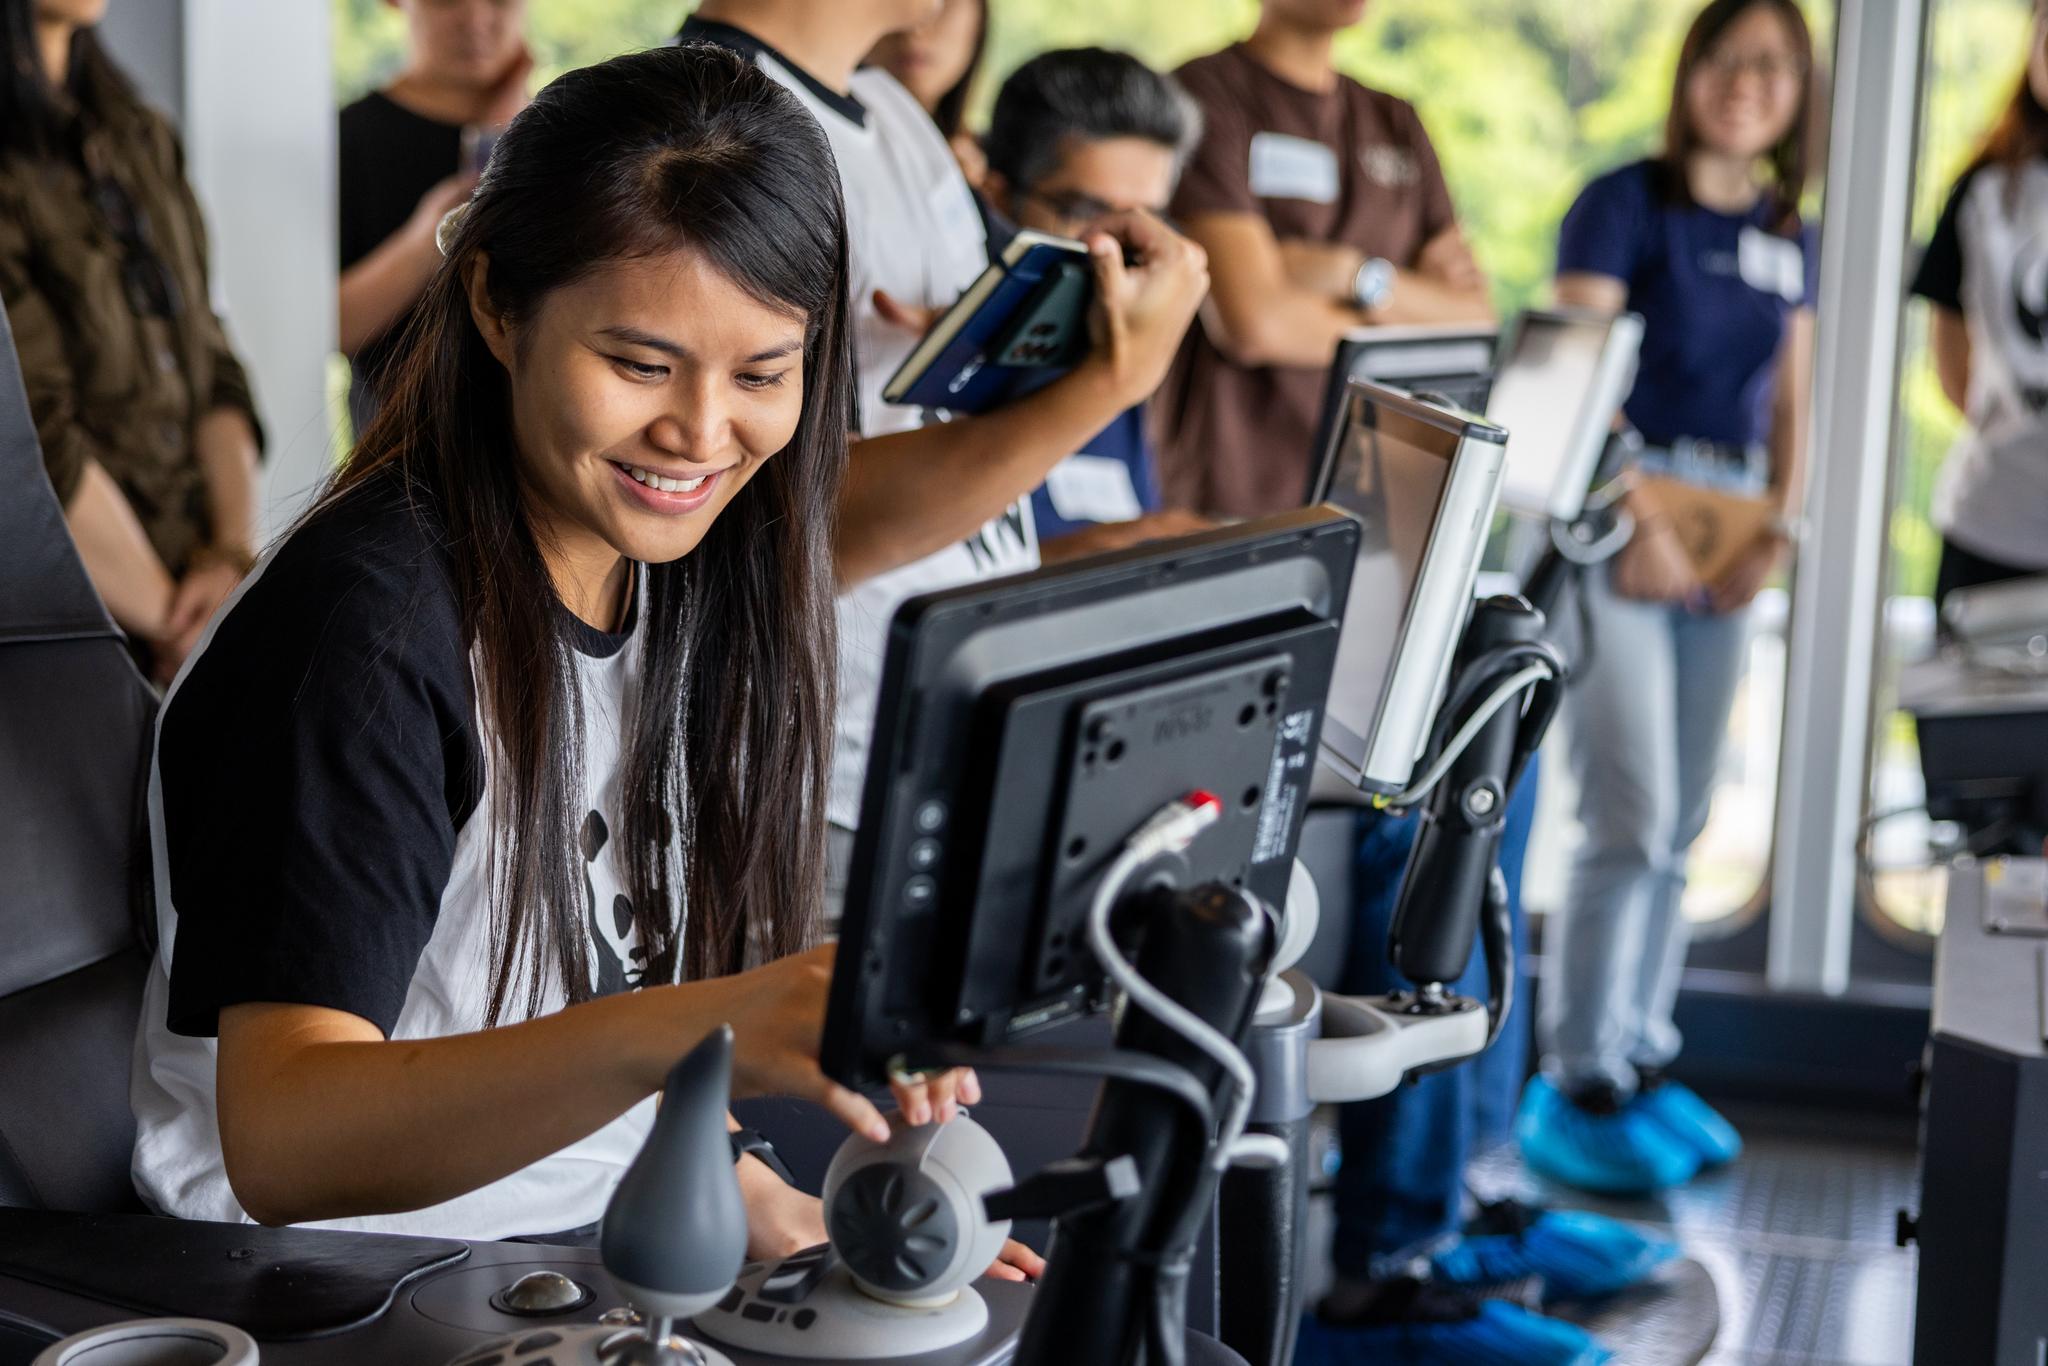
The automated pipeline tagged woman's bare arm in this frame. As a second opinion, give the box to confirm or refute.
[214,944,911,1226]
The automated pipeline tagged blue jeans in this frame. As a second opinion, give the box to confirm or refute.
[1329,759,1540,1277]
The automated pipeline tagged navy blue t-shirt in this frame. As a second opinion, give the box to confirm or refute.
[1030,406,1162,541]
[1558,160,1819,448]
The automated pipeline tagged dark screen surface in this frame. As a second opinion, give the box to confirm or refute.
[822,510,1359,1091]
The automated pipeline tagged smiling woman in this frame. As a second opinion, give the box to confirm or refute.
[470,250,815,623]
[122,41,1024,1268]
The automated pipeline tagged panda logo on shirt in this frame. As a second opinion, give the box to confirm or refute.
[2003,226,2048,412]
[961,502,1035,574]
[2010,230,2048,345]
[579,809,646,995]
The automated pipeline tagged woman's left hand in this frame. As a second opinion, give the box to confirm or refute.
[987,1237,1047,1282]
[886,1071,1044,1281]
[1706,531,1787,614]
[887,1065,982,1127]
[738,1154,1047,1282]
[739,1164,830,1263]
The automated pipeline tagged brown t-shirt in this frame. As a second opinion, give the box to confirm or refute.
[1159,45,1457,518]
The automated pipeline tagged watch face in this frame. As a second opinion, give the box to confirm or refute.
[1356,258,1394,310]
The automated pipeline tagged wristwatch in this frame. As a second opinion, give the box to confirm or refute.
[1351,256,1395,313]
[729,1126,795,1184]
[1769,512,1810,545]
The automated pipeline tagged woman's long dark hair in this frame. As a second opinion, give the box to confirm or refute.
[326,43,853,1025]
[0,1,141,159]
[1967,55,2048,205]
[931,0,989,141]
[1656,0,1818,236]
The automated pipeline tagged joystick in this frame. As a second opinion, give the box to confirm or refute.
[450,1027,748,1366]
[694,1113,1016,1359]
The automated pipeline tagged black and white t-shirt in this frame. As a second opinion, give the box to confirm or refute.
[680,20,1041,828]
[130,473,664,1238]
[1912,160,2048,569]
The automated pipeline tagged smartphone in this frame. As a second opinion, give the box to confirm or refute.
[460,123,504,176]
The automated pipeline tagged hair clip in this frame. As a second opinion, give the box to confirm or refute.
[435,202,471,257]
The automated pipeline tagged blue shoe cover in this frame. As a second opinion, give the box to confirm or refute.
[1516,1076,1700,1196]
[1297,1301,1613,1366]
[1433,1209,1679,1300]
[1636,1079,1744,1167]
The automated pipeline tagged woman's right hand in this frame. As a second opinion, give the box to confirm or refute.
[683,945,885,1140]
[1613,515,1703,604]
[687,945,983,1145]
[1081,210,1211,409]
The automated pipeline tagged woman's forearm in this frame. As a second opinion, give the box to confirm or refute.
[62,459,176,637]
[1769,311,1816,517]
[1929,305,1971,415]
[193,408,261,555]
[338,228,441,356]
[216,986,723,1226]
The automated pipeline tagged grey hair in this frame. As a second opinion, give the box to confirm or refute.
[983,47,1204,193]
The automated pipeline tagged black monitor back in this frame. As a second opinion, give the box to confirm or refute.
[824,509,1358,1090]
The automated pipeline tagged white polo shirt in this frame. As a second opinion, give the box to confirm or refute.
[682,19,1041,826]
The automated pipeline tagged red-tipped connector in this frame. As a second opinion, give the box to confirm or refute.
[1128,790,1227,859]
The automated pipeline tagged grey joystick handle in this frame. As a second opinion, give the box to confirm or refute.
[599,1026,748,1321]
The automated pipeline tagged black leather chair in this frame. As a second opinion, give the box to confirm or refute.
[0,302,157,1213]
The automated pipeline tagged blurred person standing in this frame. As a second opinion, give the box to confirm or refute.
[865,0,987,188]
[980,47,1211,550]
[1159,6,1658,1363]
[1911,0,2048,612]
[1520,0,1819,1200]
[338,0,530,430]
[0,0,263,682]
[1159,0,1491,520]
[678,0,1209,917]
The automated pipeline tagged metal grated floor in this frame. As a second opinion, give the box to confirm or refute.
[1298,1103,1921,1363]
[1462,1105,1921,1365]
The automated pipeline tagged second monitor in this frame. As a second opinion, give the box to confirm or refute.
[1484,307,1645,523]
[1310,380,1508,796]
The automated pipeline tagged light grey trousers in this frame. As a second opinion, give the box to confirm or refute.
[1538,563,1751,1096]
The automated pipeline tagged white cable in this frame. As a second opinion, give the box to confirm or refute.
[1227,1132,1291,1169]
[1085,796,1261,1175]
[1380,663,1553,811]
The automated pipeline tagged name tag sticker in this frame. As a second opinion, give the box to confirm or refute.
[1359,144,1420,189]
[1046,455,1144,524]
[1738,226,1806,304]
[1249,132,1341,204]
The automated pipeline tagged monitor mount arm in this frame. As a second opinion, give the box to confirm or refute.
[1217,594,1567,1366]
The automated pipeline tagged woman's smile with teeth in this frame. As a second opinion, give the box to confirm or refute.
[623,463,709,493]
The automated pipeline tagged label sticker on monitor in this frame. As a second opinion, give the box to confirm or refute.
[1253,707,1318,865]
